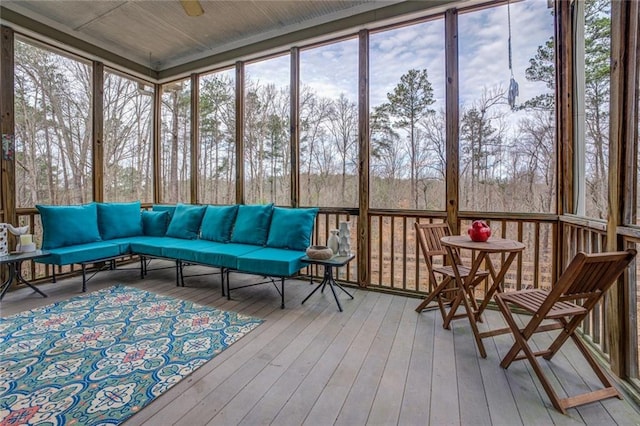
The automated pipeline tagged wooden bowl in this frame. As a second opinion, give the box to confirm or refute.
[306,245,333,260]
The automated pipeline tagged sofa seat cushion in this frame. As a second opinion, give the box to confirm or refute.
[35,241,121,266]
[162,239,223,263]
[129,236,185,258]
[37,203,102,249]
[193,243,262,269]
[236,248,305,277]
[103,237,143,255]
[97,201,143,240]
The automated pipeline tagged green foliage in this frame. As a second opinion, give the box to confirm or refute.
[384,69,435,128]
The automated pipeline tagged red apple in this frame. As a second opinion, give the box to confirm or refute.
[468,220,492,242]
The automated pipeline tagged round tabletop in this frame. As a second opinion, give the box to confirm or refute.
[440,235,525,253]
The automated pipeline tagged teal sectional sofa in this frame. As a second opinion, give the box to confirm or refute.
[35,201,318,308]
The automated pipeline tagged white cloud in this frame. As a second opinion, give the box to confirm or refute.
[241,0,554,130]
[300,38,358,99]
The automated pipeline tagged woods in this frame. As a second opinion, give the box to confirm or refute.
[12,0,609,221]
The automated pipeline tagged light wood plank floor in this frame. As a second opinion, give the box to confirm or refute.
[2,261,639,425]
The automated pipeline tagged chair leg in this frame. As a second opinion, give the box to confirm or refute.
[495,295,531,368]
[443,288,465,330]
[436,294,448,323]
[495,296,566,413]
[543,316,582,361]
[459,286,486,358]
[569,332,621,399]
[415,276,453,312]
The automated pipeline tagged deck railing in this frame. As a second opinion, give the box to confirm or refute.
[313,209,559,295]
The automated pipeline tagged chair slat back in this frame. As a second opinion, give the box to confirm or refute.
[414,222,449,258]
[550,250,636,308]
[414,222,463,277]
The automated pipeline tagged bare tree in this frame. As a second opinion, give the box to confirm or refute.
[328,93,358,206]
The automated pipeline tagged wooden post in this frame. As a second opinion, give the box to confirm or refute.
[606,0,638,377]
[190,73,199,204]
[92,62,104,202]
[445,8,459,234]
[556,0,574,216]
[290,47,300,208]
[235,61,245,205]
[0,26,15,225]
[358,29,369,288]
[555,0,574,278]
[621,2,639,229]
[153,83,162,203]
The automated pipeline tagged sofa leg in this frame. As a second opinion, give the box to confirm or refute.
[175,260,181,287]
[52,268,57,283]
[140,256,145,279]
[281,277,285,309]
[221,268,226,297]
[226,270,231,300]
[81,264,87,292]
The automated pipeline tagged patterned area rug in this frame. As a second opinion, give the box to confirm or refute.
[0,285,263,425]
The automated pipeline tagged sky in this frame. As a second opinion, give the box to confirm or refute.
[243,0,554,130]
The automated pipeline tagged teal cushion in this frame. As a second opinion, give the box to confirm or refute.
[130,236,181,257]
[236,248,305,276]
[152,204,177,219]
[162,239,221,263]
[34,241,121,266]
[266,207,318,251]
[193,243,261,269]
[230,204,274,246]
[165,204,207,240]
[142,210,169,236]
[97,201,143,240]
[37,203,102,249]
[200,205,238,242]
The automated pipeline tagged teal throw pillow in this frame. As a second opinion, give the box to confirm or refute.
[165,204,207,239]
[200,205,239,242]
[37,203,102,249]
[142,210,169,236]
[230,204,274,246]
[152,204,177,219]
[97,201,143,240]
[266,207,318,251]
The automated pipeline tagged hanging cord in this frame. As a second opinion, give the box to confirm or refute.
[507,0,519,110]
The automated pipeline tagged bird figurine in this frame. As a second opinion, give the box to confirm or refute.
[6,224,28,236]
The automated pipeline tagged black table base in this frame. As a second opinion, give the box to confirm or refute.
[301,262,354,312]
[0,250,49,301]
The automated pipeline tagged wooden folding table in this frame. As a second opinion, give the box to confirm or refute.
[440,236,525,358]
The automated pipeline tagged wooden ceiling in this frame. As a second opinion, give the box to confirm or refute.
[0,0,461,79]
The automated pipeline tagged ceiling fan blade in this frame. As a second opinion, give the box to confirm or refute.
[180,0,204,17]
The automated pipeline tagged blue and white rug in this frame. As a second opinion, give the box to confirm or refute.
[0,285,263,425]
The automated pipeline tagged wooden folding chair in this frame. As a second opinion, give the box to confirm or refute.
[414,222,489,324]
[494,249,637,414]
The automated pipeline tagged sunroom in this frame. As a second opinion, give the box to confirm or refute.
[0,0,639,424]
